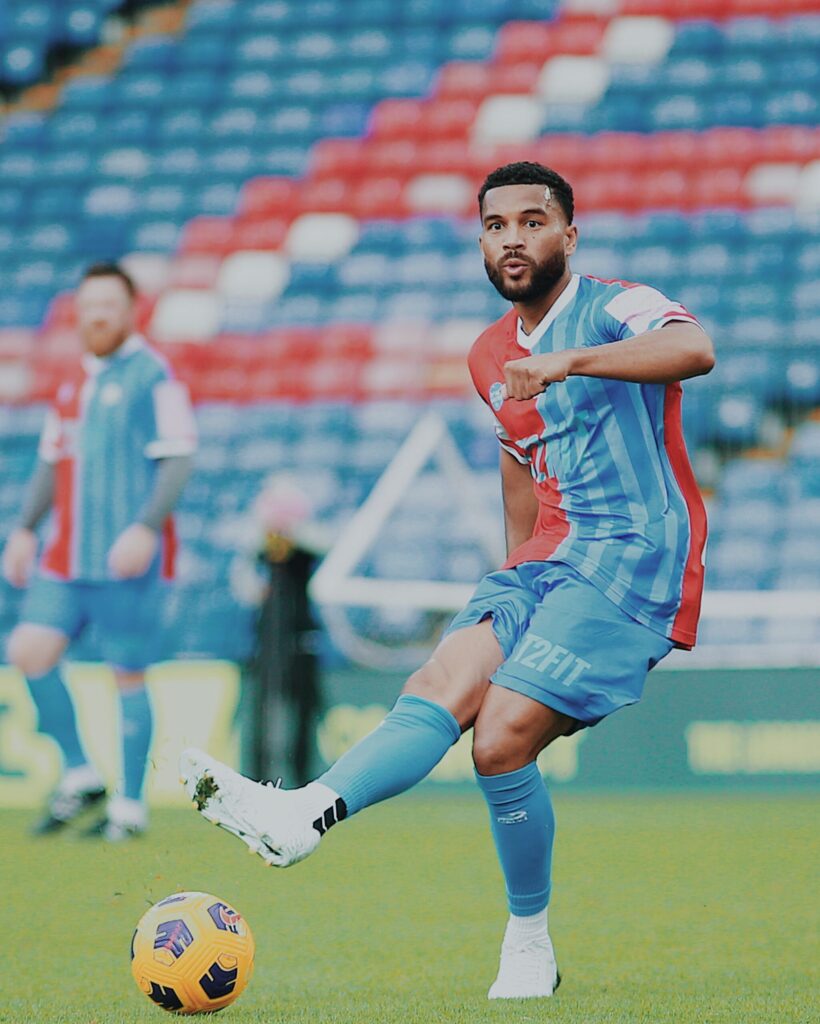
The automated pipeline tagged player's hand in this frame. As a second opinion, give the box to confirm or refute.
[107,523,159,579]
[1,528,38,588]
[502,351,575,401]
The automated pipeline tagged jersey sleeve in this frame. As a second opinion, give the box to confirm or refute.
[144,379,198,459]
[494,418,529,464]
[37,407,62,464]
[599,283,702,342]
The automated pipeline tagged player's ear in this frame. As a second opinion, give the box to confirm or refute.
[564,224,578,256]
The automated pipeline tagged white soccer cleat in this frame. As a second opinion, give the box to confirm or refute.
[488,926,560,1000]
[179,748,341,868]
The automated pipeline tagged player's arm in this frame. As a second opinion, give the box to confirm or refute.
[108,455,194,578]
[500,448,538,556]
[2,459,55,588]
[502,322,715,400]
[109,376,197,579]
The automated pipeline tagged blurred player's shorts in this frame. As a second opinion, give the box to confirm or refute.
[445,562,673,728]
[20,573,169,670]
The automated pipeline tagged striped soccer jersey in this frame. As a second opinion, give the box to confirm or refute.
[468,273,707,649]
[37,334,197,582]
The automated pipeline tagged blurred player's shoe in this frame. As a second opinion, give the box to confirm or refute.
[488,913,560,1000]
[179,748,343,867]
[83,795,147,842]
[31,765,106,835]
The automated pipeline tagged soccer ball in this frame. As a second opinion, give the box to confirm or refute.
[130,891,255,1014]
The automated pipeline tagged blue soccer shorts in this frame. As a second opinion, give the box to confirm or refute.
[444,561,673,728]
[20,574,168,671]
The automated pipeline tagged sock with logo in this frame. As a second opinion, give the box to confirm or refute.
[317,693,461,819]
[26,667,88,771]
[476,762,555,915]
[119,687,153,801]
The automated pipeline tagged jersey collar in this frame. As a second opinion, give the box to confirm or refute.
[516,273,580,351]
[82,333,145,375]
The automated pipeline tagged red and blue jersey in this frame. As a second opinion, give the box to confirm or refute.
[468,274,707,649]
[37,335,197,582]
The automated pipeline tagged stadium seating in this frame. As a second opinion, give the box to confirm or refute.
[0,0,818,659]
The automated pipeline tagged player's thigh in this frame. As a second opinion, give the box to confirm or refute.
[91,577,168,671]
[402,619,504,729]
[8,576,84,675]
[6,623,70,677]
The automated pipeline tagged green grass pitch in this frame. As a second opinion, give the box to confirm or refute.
[0,790,816,1023]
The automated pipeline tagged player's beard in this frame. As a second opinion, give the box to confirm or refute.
[484,248,567,303]
[82,322,130,357]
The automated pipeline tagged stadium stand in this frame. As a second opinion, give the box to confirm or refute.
[0,0,818,660]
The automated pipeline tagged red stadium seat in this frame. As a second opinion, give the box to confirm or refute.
[349,176,407,219]
[575,170,644,212]
[690,167,747,208]
[494,22,556,65]
[436,61,541,100]
[532,135,589,177]
[697,129,763,172]
[238,177,300,219]
[309,138,368,180]
[645,132,702,172]
[367,139,423,176]
[229,217,290,251]
[368,99,426,140]
[585,132,652,173]
[638,169,691,209]
[757,126,820,164]
[178,217,237,256]
[44,292,76,329]
[0,328,36,356]
[424,98,482,140]
[297,177,356,214]
[168,255,222,289]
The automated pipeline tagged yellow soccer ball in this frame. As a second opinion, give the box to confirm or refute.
[130,891,255,1014]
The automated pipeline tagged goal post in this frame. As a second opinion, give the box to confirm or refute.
[309,412,820,671]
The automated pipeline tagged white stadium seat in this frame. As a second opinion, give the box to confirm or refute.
[472,95,543,145]
[285,213,359,262]
[150,288,220,342]
[217,250,290,302]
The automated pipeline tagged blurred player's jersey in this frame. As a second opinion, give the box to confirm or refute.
[38,334,197,582]
[469,274,707,649]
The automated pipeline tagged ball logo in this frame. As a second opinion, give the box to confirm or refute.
[153,919,194,967]
[489,381,505,411]
[208,902,243,935]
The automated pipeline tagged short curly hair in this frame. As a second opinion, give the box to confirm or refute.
[478,161,574,224]
[81,261,137,298]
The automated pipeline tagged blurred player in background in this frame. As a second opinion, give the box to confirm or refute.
[180,163,715,997]
[3,262,196,841]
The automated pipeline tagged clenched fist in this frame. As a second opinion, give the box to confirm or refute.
[2,528,38,588]
[107,523,158,579]
[502,351,575,401]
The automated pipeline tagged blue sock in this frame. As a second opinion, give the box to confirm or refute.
[318,694,461,816]
[119,688,153,801]
[476,762,555,916]
[26,668,88,771]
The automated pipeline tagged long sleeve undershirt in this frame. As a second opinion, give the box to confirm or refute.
[17,455,193,533]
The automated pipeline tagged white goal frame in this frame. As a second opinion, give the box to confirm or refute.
[310,413,820,670]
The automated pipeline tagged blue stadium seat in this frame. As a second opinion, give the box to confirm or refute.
[719,458,789,503]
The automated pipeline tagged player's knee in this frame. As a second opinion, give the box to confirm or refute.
[472,722,528,776]
[7,628,57,677]
[403,659,485,728]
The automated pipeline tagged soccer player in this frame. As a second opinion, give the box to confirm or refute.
[3,262,196,841]
[179,162,714,997]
